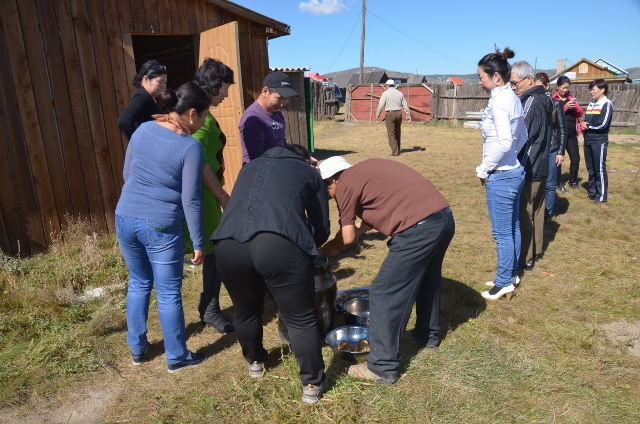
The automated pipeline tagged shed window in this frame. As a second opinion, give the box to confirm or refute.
[579,63,588,74]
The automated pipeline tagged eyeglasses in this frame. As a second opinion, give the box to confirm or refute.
[510,77,526,90]
[147,64,167,75]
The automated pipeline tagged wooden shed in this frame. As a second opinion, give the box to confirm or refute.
[550,58,632,84]
[0,0,290,257]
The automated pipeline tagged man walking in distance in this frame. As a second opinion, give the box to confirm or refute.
[376,79,411,156]
[510,61,552,272]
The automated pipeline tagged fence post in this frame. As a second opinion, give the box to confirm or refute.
[637,103,640,134]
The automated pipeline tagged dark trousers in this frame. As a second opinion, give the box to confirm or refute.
[213,233,325,386]
[519,180,546,265]
[558,132,580,183]
[584,142,608,202]
[367,208,455,381]
[198,254,223,324]
[385,110,403,155]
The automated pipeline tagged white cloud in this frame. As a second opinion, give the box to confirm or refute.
[299,0,347,15]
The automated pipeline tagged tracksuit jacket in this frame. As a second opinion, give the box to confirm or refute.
[518,85,554,181]
[584,96,613,144]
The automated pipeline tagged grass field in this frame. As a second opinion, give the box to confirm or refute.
[1,121,639,423]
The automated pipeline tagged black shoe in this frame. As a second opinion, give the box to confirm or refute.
[523,260,535,272]
[203,312,235,334]
[593,200,606,205]
[586,195,595,201]
[557,183,567,193]
[167,352,207,373]
[132,343,149,366]
[544,215,552,224]
[568,181,579,189]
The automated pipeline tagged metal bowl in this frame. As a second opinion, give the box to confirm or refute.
[336,286,370,312]
[325,325,370,362]
[343,297,370,326]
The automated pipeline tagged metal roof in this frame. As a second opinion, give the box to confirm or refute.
[270,67,310,72]
[347,70,388,86]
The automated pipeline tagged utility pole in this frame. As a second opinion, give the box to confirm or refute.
[359,0,366,84]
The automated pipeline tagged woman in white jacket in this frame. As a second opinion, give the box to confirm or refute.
[476,47,528,300]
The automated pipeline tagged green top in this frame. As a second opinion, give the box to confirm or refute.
[184,113,225,255]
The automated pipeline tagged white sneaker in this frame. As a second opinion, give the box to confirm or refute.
[485,275,520,287]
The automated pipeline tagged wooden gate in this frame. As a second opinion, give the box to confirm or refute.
[345,84,433,123]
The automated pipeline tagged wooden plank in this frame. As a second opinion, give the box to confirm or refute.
[1,0,60,246]
[54,0,108,233]
[168,0,186,34]
[205,2,218,29]
[183,0,199,33]
[102,0,132,161]
[120,33,137,99]
[206,0,290,35]
[0,73,30,256]
[70,0,117,230]
[195,0,207,32]
[156,0,172,33]
[130,0,147,33]
[18,0,75,230]
[36,0,91,222]
[86,0,126,199]
[115,0,135,99]
[144,0,161,34]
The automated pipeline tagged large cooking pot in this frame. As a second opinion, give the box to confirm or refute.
[343,297,369,326]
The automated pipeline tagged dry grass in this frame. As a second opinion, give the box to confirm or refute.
[1,122,639,423]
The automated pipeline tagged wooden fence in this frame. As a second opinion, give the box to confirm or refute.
[309,80,339,120]
[432,82,640,130]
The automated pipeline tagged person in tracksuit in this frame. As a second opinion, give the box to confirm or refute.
[581,79,613,204]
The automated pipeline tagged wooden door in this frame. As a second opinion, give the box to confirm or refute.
[199,22,244,192]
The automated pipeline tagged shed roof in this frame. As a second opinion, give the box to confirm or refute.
[550,57,631,83]
[594,58,628,76]
[347,70,388,86]
[207,0,290,38]
[446,76,464,86]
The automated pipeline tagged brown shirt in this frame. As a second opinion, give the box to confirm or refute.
[335,159,450,236]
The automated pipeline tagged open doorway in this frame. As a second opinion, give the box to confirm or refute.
[131,35,197,89]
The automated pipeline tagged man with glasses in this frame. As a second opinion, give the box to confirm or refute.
[509,61,553,272]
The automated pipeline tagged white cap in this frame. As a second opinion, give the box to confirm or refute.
[319,156,352,180]
[385,79,395,85]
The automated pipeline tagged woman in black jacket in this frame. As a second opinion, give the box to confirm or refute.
[211,144,330,404]
[118,60,167,140]
[535,73,567,222]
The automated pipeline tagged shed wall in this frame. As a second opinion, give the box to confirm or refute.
[0,0,274,256]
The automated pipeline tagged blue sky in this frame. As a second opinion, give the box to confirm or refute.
[234,0,640,77]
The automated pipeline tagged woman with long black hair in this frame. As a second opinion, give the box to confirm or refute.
[118,60,168,140]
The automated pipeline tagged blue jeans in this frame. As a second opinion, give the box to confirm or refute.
[545,150,559,218]
[367,208,455,382]
[116,214,191,365]
[485,167,525,287]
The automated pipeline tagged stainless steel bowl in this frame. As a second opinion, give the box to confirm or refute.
[343,297,370,326]
[325,325,370,362]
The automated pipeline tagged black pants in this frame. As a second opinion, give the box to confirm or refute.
[213,233,325,386]
[584,142,608,201]
[559,132,580,183]
[198,254,223,324]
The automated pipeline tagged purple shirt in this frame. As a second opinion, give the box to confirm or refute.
[239,101,286,164]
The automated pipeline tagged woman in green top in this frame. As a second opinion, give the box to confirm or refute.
[188,58,235,333]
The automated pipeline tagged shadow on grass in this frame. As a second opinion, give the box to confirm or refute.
[402,146,426,153]
[311,149,356,160]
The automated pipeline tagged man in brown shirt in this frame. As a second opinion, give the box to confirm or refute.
[319,157,455,383]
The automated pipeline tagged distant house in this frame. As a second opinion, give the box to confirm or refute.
[347,70,389,86]
[550,58,631,84]
[306,71,328,82]
[446,77,465,86]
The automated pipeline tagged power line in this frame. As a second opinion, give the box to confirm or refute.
[365,8,475,71]
[324,10,361,75]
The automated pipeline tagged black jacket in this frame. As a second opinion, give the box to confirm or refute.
[211,147,330,256]
[550,97,567,154]
[117,87,164,141]
[518,85,553,181]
